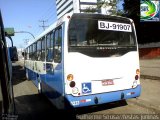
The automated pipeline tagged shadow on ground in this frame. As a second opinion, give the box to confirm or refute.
[14,93,127,120]
[14,94,77,120]
[12,64,26,85]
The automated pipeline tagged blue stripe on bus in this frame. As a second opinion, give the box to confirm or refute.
[26,68,39,87]
[26,67,64,97]
[41,71,64,99]
[65,85,141,108]
[26,66,141,109]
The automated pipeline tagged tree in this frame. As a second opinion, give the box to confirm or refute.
[97,0,117,15]
[83,0,123,15]
[82,6,98,13]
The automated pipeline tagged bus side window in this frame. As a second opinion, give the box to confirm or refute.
[54,27,62,63]
[50,31,54,61]
[33,43,37,60]
[49,31,54,61]
[41,37,45,61]
[29,46,30,59]
[27,47,29,60]
[37,40,41,61]
[29,45,33,60]
[46,32,54,62]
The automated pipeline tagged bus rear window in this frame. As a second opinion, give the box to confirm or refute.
[68,16,137,57]
[68,18,136,47]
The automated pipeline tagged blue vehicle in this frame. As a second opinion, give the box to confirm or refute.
[0,10,18,119]
[24,13,141,109]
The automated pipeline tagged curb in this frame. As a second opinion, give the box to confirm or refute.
[127,98,160,113]
[140,75,160,80]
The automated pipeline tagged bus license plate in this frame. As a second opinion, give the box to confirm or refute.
[102,80,114,86]
[98,21,132,32]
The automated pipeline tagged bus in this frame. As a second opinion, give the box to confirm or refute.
[24,13,141,109]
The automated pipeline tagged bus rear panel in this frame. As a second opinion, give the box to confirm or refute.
[64,13,141,108]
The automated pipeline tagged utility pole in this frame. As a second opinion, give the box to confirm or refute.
[24,39,29,46]
[39,20,48,31]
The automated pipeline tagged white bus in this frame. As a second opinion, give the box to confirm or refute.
[24,13,141,109]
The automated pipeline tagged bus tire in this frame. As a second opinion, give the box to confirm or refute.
[38,79,42,94]
[26,69,29,80]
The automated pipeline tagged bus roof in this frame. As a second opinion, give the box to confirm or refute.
[25,13,133,48]
[71,13,132,22]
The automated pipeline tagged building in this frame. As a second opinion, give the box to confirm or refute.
[56,0,98,19]
[139,42,160,59]
[56,0,112,19]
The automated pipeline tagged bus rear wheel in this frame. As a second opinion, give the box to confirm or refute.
[25,69,29,80]
[38,77,42,94]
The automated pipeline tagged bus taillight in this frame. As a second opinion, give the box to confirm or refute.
[135,69,140,80]
[67,74,74,81]
[136,69,140,75]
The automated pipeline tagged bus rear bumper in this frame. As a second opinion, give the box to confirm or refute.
[65,85,141,108]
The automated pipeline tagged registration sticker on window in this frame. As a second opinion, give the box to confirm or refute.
[98,21,132,32]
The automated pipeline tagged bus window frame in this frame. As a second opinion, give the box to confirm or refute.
[37,39,42,61]
[41,37,46,61]
[54,26,62,63]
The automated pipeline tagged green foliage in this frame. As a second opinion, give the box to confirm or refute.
[82,6,98,13]
[83,0,124,15]
[97,0,117,15]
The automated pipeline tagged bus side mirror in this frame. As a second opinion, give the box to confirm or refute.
[8,46,18,61]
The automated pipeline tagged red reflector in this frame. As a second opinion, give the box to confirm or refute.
[67,16,70,19]
[131,92,135,95]
[135,75,139,80]
[80,100,86,103]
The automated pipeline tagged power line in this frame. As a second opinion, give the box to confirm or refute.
[24,39,29,45]
[39,1,55,20]
[33,1,56,35]
[34,1,56,35]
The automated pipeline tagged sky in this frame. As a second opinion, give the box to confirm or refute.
[0,0,57,48]
[0,0,123,48]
